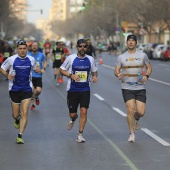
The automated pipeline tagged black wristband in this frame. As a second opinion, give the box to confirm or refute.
[68,74,72,78]
[146,75,149,79]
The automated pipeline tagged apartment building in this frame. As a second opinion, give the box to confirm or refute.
[50,0,84,22]
[68,0,84,18]
[50,0,67,22]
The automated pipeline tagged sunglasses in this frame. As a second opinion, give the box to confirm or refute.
[78,45,87,48]
[17,40,27,46]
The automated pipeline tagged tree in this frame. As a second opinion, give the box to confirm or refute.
[50,0,170,44]
[0,0,41,40]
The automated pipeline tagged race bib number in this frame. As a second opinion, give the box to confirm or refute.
[75,71,87,82]
[36,62,40,68]
[4,52,10,57]
[54,54,62,60]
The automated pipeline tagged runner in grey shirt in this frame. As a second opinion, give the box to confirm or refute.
[114,34,152,143]
[115,49,150,90]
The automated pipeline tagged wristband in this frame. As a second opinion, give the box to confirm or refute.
[44,68,46,70]
[146,75,149,79]
[68,74,72,78]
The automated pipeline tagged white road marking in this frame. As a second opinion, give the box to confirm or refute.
[93,94,105,101]
[93,85,170,147]
[149,78,170,86]
[141,128,170,147]
[102,64,114,69]
[112,107,127,117]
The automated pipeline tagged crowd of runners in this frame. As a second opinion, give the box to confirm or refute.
[0,35,152,144]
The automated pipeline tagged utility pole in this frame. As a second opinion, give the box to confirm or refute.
[116,13,119,41]
[115,12,123,52]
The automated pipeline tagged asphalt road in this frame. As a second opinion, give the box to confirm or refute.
[0,51,170,170]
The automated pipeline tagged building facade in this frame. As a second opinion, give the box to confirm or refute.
[50,0,84,22]
[50,0,67,22]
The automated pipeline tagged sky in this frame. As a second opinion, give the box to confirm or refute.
[27,0,52,24]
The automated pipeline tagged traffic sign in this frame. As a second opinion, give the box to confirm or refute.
[139,28,146,35]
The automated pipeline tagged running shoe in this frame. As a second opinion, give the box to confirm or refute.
[76,133,86,143]
[16,137,24,144]
[134,119,140,130]
[134,112,140,130]
[67,115,78,130]
[58,78,63,83]
[128,133,135,142]
[30,104,35,111]
[14,119,20,129]
[67,120,74,130]
[35,97,40,105]
[60,78,64,83]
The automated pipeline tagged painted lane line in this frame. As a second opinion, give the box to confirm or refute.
[93,85,170,147]
[112,107,127,117]
[101,64,114,69]
[97,62,114,69]
[88,119,138,170]
[112,108,170,147]
[47,79,138,170]
[149,78,170,86]
[141,128,170,147]
[93,94,105,101]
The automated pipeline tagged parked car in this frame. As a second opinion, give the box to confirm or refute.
[136,43,147,51]
[143,43,162,59]
[96,42,108,52]
[143,43,152,53]
[160,45,170,61]
[152,44,165,59]
[101,43,108,52]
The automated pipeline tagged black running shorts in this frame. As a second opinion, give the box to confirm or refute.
[32,77,42,88]
[122,89,146,103]
[67,91,90,113]
[53,60,62,68]
[9,91,32,104]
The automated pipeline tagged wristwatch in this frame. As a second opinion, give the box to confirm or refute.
[146,75,149,79]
